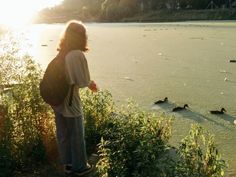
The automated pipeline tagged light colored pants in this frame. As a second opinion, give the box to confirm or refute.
[54,111,88,171]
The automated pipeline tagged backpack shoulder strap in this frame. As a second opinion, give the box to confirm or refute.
[59,50,74,106]
[68,84,74,106]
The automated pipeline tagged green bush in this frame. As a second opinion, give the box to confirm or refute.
[0,34,54,176]
[81,93,173,176]
[97,103,173,177]
[81,89,115,154]
[81,92,227,177]
[176,124,227,177]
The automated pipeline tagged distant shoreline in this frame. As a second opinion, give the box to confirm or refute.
[34,9,236,24]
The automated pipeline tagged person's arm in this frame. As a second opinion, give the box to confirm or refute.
[67,51,99,91]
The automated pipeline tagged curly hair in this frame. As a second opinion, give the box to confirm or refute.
[58,20,88,52]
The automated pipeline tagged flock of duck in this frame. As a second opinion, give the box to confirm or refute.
[154,97,226,114]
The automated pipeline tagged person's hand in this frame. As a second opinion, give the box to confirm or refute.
[88,80,98,92]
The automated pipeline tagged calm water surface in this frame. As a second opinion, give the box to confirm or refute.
[6,21,236,175]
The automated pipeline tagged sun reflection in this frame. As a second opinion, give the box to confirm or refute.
[0,0,63,27]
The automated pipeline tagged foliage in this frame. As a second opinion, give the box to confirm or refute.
[81,93,227,177]
[61,0,232,12]
[38,0,236,23]
[80,89,115,154]
[176,124,227,177]
[83,97,172,176]
[0,34,55,176]
[94,116,227,177]
[96,138,111,177]
[96,103,172,177]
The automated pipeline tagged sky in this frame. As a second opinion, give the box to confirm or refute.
[0,0,63,26]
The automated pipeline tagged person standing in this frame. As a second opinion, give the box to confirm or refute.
[53,20,98,176]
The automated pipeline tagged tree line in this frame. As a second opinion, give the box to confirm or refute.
[39,0,236,22]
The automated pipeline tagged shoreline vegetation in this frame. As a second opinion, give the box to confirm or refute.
[0,35,228,176]
[122,9,236,22]
[34,9,236,24]
[33,0,236,24]
[34,9,236,23]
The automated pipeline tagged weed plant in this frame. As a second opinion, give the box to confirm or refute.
[80,91,226,177]
[0,34,56,176]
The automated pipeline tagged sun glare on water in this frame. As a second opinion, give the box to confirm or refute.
[0,0,63,27]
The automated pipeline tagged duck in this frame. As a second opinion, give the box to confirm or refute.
[210,108,226,114]
[172,104,189,112]
[229,59,236,63]
[154,97,168,104]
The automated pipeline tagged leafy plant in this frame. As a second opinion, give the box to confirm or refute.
[176,124,227,177]
[94,101,173,177]
[0,34,55,176]
[80,89,115,155]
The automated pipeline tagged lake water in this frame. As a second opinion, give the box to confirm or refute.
[4,21,236,175]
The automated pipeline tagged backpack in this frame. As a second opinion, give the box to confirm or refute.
[40,52,73,106]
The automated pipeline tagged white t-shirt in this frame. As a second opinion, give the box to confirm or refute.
[54,50,90,117]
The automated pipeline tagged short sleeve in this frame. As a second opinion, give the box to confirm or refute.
[65,50,91,88]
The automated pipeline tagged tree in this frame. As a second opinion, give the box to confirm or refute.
[188,0,211,9]
[118,0,139,16]
[101,0,121,21]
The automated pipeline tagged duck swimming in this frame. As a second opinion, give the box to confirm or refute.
[229,59,236,63]
[210,108,226,114]
[154,97,168,104]
[172,104,189,112]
